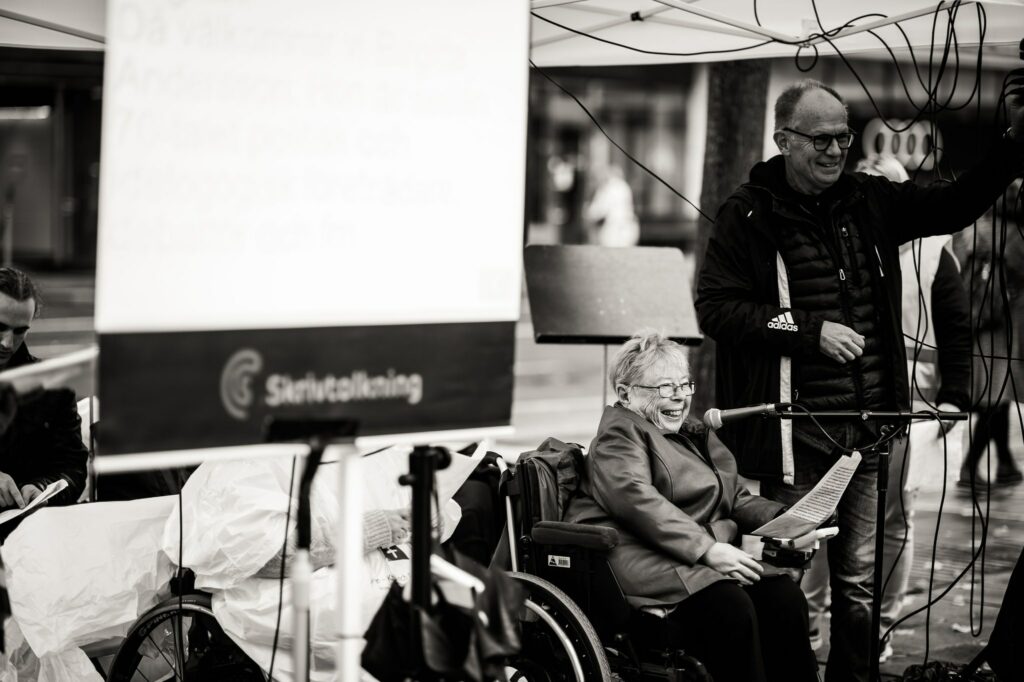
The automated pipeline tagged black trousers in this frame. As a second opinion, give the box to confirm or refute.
[667,576,819,682]
[963,403,1020,476]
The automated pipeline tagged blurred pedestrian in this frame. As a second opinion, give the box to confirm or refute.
[584,164,640,247]
[954,195,1024,489]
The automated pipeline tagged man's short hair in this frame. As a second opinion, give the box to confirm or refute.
[774,79,847,131]
[0,267,39,314]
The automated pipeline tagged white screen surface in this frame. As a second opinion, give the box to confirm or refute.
[96,0,528,333]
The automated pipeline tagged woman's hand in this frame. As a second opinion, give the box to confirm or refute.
[385,509,412,544]
[700,542,764,585]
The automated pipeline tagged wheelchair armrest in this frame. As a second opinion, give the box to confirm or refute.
[532,521,619,551]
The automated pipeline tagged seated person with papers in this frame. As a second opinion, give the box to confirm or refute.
[0,268,87,537]
[563,331,822,682]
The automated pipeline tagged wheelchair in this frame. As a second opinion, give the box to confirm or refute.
[99,571,267,681]
[100,563,612,682]
[96,530,612,682]
[496,450,711,682]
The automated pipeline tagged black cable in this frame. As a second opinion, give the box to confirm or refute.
[798,0,1019,664]
[267,456,298,682]
[529,59,713,222]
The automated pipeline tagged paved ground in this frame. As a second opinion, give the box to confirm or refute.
[25,269,1024,680]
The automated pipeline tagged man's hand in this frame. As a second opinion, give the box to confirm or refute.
[819,321,865,363]
[700,542,763,585]
[0,473,25,509]
[20,484,45,506]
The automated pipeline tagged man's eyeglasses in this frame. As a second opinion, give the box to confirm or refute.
[632,382,696,398]
[783,127,856,151]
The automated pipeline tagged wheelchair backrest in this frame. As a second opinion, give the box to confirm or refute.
[511,437,585,536]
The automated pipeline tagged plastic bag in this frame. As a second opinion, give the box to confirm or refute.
[1,590,108,682]
[163,445,479,591]
[207,444,482,681]
[160,454,303,590]
[3,496,176,657]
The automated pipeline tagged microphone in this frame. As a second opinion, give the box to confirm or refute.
[703,403,781,430]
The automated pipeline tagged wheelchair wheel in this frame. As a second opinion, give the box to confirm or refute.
[506,571,611,682]
[105,593,267,682]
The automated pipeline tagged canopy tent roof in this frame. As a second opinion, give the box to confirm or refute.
[530,0,1024,66]
[2,0,1019,67]
[0,0,104,50]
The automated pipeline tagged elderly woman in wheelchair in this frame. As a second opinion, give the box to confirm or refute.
[558,330,820,682]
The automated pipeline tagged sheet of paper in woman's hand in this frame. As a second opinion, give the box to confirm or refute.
[752,451,862,540]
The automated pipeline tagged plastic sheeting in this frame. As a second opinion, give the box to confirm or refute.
[190,445,481,681]
[2,495,176,658]
[0,619,103,682]
[162,446,479,590]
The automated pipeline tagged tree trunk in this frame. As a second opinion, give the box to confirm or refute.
[689,60,771,417]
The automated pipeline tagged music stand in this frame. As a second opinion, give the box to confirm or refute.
[524,245,702,402]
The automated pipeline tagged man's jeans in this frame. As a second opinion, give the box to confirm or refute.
[762,456,878,682]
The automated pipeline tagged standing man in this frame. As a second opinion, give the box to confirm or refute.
[0,267,87,520]
[695,79,1023,682]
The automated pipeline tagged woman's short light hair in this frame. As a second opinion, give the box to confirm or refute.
[854,154,908,183]
[610,329,689,390]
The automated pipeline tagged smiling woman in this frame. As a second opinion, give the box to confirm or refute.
[561,329,819,682]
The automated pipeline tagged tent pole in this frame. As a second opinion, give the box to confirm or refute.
[651,0,799,42]
[335,444,365,682]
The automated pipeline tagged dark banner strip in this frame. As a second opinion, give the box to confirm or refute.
[98,321,515,456]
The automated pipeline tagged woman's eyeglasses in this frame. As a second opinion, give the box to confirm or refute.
[632,382,696,398]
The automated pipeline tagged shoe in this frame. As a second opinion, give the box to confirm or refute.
[995,469,1023,486]
[956,476,978,490]
[878,636,894,663]
[809,628,823,651]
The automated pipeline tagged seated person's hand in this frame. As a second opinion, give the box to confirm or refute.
[700,542,763,586]
[385,509,412,544]
[0,472,25,508]
[20,483,45,507]
[778,528,822,551]
[762,527,839,569]
[397,507,443,539]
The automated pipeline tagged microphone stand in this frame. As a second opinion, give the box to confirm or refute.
[779,408,968,682]
[399,445,451,677]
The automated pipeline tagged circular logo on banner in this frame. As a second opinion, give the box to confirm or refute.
[861,119,943,171]
[221,349,263,420]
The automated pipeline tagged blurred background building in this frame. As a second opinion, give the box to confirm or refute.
[0,47,102,269]
[525,49,1015,253]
